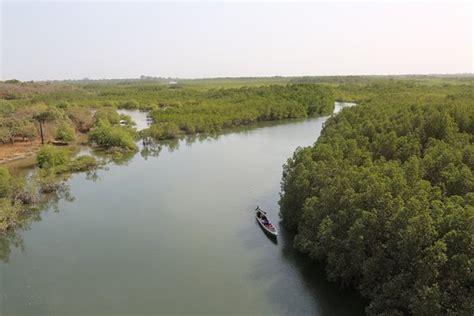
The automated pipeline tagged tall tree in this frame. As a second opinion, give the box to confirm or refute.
[33,111,55,145]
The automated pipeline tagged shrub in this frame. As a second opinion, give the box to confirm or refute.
[10,177,38,205]
[67,156,98,172]
[88,120,137,151]
[94,107,120,125]
[0,126,12,144]
[55,123,76,143]
[16,120,37,141]
[33,109,58,145]
[161,123,181,139]
[119,114,135,127]
[120,100,139,109]
[55,101,73,110]
[0,166,12,198]
[0,118,36,144]
[36,145,71,169]
[141,122,181,140]
[0,198,21,231]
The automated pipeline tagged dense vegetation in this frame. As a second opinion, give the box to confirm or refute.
[36,145,99,173]
[279,85,474,314]
[88,120,138,151]
[0,80,334,144]
[143,84,334,139]
[87,106,138,152]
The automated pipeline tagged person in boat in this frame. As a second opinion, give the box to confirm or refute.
[256,206,271,225]
[256,206,266,214]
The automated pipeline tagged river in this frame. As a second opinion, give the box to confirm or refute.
[0,102,364,315]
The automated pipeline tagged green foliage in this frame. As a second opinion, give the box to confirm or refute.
[2,81,335,141]
[88,120,137,151]
[55,100,73,110]
[66,155,98,172]
[0,198,21,231]
[143,84,333,140]
[16,120,37,141]
[0,166,12,198]
[94,107,120,125]
[120,100,139,109]
[0,127,10,144]
[88,107,137,151]
[4,79,20,84]
[0,119,14,144]
[36,145,71,169]
[141,122,180,140]
[33,110,56,124]
[35,148,98,189]
[6,76,472,145]
[119,114,135,127]
[279,94,474,314]
[33,108,62,144]
[55,123,76,143]
[0,152,97,234]
[0,117,37,144]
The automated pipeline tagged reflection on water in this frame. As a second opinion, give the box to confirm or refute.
[0,229,24,263]
[139,113,345,161]
[0,181,74,262]
[117,109,151,131]
[0,102,363,315]
[138,101,357,161]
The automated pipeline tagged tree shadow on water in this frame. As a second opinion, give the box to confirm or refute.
[0,229,24,263]
[0,168,99,263]
[253,225,367,316]
[0,183,74,262]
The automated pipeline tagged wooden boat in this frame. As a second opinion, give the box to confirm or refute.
[255,207,278,237]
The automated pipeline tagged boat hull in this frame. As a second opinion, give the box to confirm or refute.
[256,216,278,237]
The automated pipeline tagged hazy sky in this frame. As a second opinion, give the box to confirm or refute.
[1,1,472,80]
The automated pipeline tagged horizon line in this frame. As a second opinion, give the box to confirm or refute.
[3,72,474,83]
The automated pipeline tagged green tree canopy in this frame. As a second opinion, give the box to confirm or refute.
[280,96,474,314]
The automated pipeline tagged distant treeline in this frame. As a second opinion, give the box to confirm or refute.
[279,84,474,314]
[143,84,334,139]
[0,81,335,141]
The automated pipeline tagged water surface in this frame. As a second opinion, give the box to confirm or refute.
[0,103,364,315]
[118,109,151,131]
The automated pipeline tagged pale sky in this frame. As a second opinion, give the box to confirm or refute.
[1,1,473,81]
